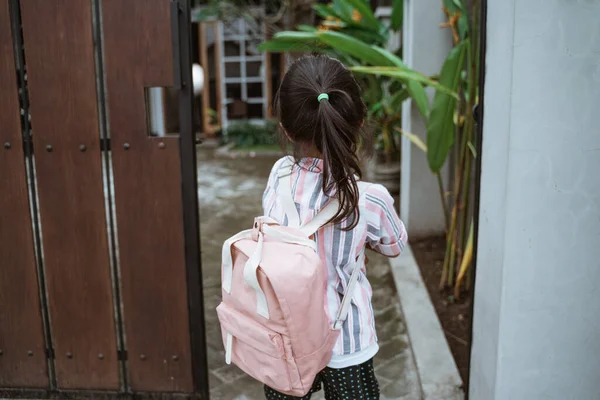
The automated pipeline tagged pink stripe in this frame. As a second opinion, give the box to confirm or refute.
[365,201,380,213]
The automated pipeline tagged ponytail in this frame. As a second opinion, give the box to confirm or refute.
[316,90,361,230]
[276,55,368,230]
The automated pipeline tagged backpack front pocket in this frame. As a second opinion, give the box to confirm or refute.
[217,303,292,392]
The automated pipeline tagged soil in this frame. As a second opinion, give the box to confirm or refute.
[411,235,472,385]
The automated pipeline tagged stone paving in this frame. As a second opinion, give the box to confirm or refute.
[197,148,421,400]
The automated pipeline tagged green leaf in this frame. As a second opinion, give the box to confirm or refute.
[467,141,477,158]
[313,4,339,20]
[315,31,391,66]
[426,40,468,172]
[352,67,458,98]
[340,27,386,45]
[258,40,318,53]
[396,128,428,153]
[352,69,432,118]
[364,74,383,104]
[369,102,383,115]
[457,16,469,39]
[391,0,403,31]
[344,0,382,30]
[371,46,406,67]
[369,47,430,117]
[390,88,409,110]
[443,0,469,39]
[296,24,318,32]
[332,0,355,23]
[272,31,318,41]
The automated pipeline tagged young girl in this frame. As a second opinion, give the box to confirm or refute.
[262,55,408,400]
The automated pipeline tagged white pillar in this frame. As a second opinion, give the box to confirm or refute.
[471,1,600,399]
[401,0,453,238]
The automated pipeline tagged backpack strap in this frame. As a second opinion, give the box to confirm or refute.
[333,250,365,330]
[277,157,301,228]
[326,181,373,330]
[300,181,372,238]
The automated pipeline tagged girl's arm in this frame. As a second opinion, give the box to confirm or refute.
[365,184,408,258]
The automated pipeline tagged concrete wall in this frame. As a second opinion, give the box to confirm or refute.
[470,0,600,399]
[401,0,453,238]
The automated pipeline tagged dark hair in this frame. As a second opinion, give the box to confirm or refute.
[275,55,368,229]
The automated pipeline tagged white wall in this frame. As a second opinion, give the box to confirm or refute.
[471,0,600,399]
[401,0,453,238]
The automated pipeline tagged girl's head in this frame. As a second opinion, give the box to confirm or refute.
[275,55,368,228]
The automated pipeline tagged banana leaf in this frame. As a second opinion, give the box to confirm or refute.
[369,48,431,118]
[396,128,428,153]
[344,0,383,31]
[340,27,387,45]
[443,0,469,40]
[331,0,354,23]
[389,88,409,111]
[352,67,454,95]
[454,220,473,298]
[315,31,392,66]
[313,4,341,20]
[426,40,468,172]
[272,31,319,41]
[296,25,318,32]
[390,0,403,31]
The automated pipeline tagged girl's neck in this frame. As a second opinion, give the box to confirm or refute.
[299,143,322,159]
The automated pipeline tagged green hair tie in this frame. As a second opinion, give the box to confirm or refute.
[317,93,329,103]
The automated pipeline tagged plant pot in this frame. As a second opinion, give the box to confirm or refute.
[373,162,401,195]
[372,149,401,195]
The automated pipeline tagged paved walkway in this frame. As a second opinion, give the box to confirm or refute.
[197,148,421,400]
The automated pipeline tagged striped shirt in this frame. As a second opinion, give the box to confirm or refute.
[262,157,408,368]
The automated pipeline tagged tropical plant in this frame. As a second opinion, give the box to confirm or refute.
[257,0,480,296]
[258,0,440,163]
[356,0,481,297]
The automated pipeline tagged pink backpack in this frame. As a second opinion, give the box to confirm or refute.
[218,159,369,396]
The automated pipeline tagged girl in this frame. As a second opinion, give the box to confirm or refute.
[262,55,408,400]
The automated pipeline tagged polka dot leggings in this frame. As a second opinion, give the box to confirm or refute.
[264,359,380,400]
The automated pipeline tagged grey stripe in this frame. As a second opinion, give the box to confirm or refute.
[319,192,330,209]
[340,292,350,355]
[332,226,342,267]
[309,173,323,209]
[366,193,401,238]
[367,223,381,237]
[352,301,361,352]
[340,227,354,267]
